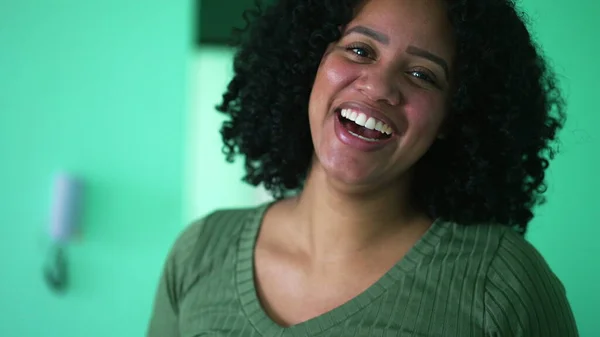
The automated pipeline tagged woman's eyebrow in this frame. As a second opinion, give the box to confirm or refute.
[344,25,390,45]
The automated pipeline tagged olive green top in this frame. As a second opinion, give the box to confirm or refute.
[147,203,578,336]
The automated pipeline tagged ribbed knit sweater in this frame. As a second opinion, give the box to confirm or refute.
[147,203,578,336]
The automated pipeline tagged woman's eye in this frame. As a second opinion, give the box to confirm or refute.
[345,44,374,59]
[409,70,437,85]
[350,47,370,57]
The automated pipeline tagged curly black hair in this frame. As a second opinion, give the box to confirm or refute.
[216,0,565,234]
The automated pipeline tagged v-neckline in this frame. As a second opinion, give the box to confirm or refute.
[235,202,446,336]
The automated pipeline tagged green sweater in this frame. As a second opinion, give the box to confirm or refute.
[147,203,578,336]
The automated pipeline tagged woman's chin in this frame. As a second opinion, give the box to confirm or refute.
[318,157,388,190]
[312,135,403,191]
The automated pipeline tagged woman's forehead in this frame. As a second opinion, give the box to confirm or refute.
[349,0,450,33]
[346,0,455,58]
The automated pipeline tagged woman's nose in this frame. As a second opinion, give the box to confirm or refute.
[354,68,402,106]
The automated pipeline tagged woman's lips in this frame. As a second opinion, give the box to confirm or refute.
[334,110,396,152]
[335,101,401,135]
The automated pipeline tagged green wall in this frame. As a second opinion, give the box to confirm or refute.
[1,0,597,336]
[0,1,191,336]
[519,1,599,336]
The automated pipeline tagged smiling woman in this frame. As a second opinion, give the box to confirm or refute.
[147,0,578,336]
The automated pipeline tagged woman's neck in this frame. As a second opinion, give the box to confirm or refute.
[285,163,428,262]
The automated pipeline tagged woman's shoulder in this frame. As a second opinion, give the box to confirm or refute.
[482,227,578,335]
[479,224,561,285]
[165,203,268,268]
[439,220,550,263]
[486,225,566,293]
[440,222,577,334]
[437,220,565,289]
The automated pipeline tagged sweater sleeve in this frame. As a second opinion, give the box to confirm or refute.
[146,217,208,337]
[484,231,579,337]
[146,250,181,337]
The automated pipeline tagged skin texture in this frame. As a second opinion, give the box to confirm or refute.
[309,0,455,192]
[254,0,456,327]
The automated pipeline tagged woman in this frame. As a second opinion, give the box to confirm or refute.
[148,0,579,335]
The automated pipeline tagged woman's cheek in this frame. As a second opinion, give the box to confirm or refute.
[403,92,447,130]
[323,55,360,89]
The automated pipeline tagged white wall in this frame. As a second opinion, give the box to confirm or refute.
[185,47,272,223]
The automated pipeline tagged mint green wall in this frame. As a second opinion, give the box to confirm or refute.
[520,1,599,336]
[1,0,597,336]
[0,1,191,336]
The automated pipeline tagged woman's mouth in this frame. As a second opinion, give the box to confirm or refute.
[337,108,393,142]
[333,108,396,152]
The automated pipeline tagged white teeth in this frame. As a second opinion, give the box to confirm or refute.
[364,117,376,130]
[339,108,393,135]
[354,113,367,126]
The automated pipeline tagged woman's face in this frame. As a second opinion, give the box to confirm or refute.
[308,0,455,190]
